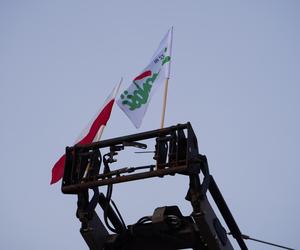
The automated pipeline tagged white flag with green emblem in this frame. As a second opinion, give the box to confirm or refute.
[117,28,173,128]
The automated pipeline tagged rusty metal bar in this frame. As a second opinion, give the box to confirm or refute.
[69,123,189,151]
[62,165,188,194]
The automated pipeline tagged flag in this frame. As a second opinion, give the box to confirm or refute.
[50,82,121,184]
[117,27,173,128]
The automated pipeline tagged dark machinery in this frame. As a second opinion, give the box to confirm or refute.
[61,123,247,250]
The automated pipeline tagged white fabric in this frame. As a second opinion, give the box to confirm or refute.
[117,28,173,128]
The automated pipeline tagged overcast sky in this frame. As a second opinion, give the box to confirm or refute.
[1,1,299,249]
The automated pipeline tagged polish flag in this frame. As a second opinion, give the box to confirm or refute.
[50,81,122,184]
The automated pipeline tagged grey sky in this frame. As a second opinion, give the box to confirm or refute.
[0,1,299,249]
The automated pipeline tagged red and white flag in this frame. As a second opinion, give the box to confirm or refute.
[50,81,121,184]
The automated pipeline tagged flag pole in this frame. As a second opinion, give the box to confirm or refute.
[160,77,169,128]
[160,27,173,129]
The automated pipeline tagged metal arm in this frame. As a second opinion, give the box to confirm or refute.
[61,122,247,249]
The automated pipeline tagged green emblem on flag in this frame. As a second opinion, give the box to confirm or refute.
[162,47,171,65]
[120,72,159,111]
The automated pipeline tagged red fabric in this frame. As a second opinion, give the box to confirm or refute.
[50,99,115,184]
[133,70,152,81]
[77,99,114,145]
[50,154,66,185]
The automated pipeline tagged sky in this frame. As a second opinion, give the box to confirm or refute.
[0,1,299,249]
